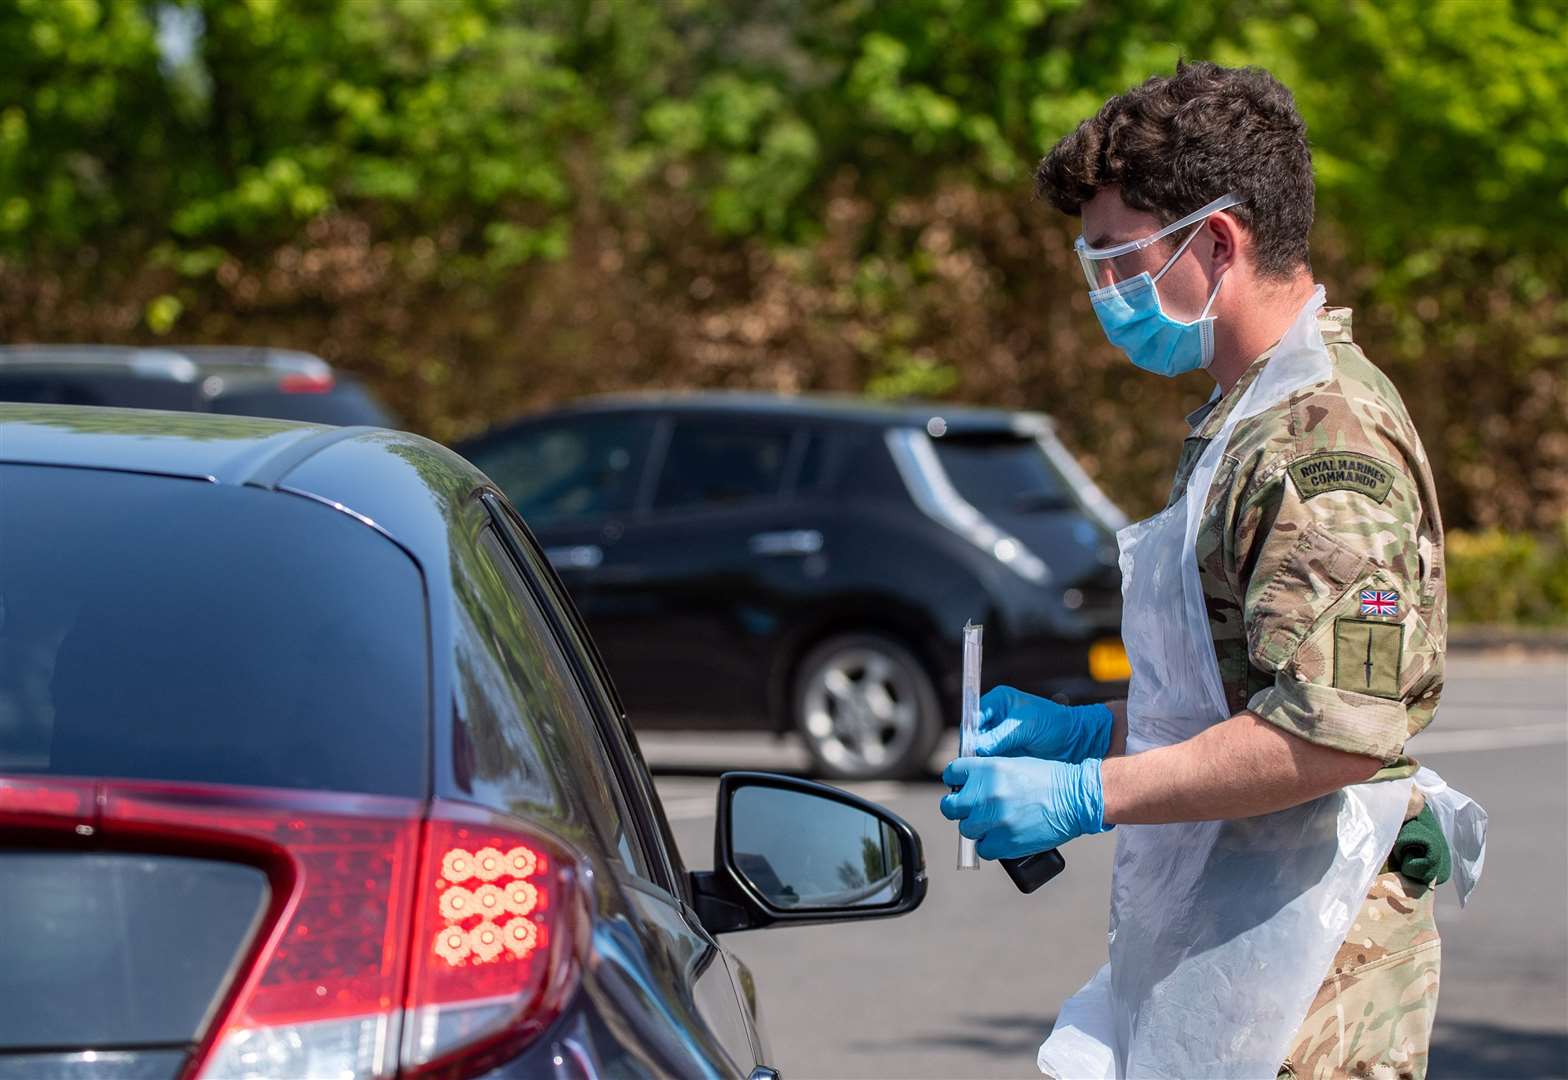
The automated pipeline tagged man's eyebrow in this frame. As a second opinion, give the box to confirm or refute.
[1085,230,1139,249]
[1091,225,1166,249]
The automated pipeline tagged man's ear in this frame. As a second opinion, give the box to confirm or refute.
[1206,210,1244,279]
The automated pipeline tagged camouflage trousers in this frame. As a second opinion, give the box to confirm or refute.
[1279,803,1441,1080]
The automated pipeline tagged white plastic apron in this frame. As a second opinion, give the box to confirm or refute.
[1039,288,1485,1079]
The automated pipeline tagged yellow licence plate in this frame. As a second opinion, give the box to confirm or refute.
[1089,639,1131,682]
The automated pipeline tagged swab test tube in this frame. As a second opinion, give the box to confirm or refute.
[958,621,983,870]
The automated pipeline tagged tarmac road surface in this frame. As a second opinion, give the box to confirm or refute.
[644,654,1568,1079]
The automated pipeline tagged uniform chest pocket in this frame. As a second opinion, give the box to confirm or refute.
[1246,523,1370,672]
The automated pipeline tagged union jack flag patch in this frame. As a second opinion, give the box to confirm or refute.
[1360,589,1399,617]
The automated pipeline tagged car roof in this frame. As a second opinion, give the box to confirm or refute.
[0,404,483,578]
[479,390,1053,438]
[0,344,340,389]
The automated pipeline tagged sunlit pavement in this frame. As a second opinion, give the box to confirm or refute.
[643,654,1568,1079]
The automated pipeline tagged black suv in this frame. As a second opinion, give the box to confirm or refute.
[0,344,395,427]
[458,393,1130,780]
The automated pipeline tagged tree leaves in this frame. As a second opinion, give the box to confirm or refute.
[0,0,1562,530]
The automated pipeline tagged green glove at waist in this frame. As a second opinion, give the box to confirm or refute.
[1388,804,1451,886]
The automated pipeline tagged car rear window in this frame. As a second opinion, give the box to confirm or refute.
[211,380,397,427]
[0,466,428,796]
[0,372,201,412]
[931,433,1076,514]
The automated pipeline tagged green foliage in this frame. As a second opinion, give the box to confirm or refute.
[1447,526,1568,627]
[144,292,183,334]
[0,0,612,265]
[0,0,1563,555]
[866,351,959,401]
[1236,0,1568,274]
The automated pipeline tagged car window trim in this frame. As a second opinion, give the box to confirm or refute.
[479,492,685,895]
[800,426,845,497]
[631,414,673,516]
[780,426,812,499]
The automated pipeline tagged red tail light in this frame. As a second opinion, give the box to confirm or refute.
[400,802,581,1077]
[277,373,335,394]
[0,776,95,828]
[0,778,581,1079]
[98,783,422,1080]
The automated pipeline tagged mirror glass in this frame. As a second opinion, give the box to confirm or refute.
[729,785,905,910]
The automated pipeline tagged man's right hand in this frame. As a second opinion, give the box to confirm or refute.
[971,685,1114,763]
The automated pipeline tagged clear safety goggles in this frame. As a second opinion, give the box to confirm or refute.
[1074,192,1243,289]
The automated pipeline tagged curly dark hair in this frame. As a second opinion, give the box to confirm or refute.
[1036,60,1314,279]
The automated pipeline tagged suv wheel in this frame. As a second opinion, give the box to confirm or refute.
[793,633,941,781]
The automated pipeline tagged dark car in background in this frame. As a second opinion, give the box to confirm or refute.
[458,393,1131,780]
[0,405,925,1080]
[0,344,396,427]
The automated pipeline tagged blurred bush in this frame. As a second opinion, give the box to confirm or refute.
[1447,525,1568,627]
[0,0,1563,541]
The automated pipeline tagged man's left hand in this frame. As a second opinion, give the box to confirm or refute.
[939,756,1112,859]
[972,685,1114,762]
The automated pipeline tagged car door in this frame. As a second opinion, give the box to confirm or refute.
[588,414,810,728]
[460,411,658,613]
[482,496,771,1077]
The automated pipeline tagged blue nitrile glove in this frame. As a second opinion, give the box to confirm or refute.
[971,685,1113,763]
[938,756,1111,860]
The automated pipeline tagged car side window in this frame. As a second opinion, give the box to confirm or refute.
[484,496,686,891]
[473,526,658,880]
[651,419,791,512]
[468,415,654,526]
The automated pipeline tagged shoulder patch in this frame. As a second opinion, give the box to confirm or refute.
[1333,618,1404,699]
[1287,451,1396,503]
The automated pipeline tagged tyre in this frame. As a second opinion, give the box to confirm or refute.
[792,632,942,781]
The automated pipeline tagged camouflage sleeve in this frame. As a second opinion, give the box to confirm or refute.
[1231,450,1440,762]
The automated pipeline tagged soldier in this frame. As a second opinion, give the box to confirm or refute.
[940,61,1464,1078]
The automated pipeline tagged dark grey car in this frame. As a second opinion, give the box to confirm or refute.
[0,404,925,1080]
[0,344,396,426]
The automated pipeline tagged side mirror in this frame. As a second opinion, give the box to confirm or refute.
[689,772,926,934]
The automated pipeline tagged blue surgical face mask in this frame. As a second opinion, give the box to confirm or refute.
[1074,192,1241,377]
[1086,225,1226,377]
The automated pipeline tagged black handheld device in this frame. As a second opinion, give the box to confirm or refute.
[1001,848,1066,893]
[993,690,1080,892]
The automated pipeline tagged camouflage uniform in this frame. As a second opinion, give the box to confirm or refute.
[1167,306,1447,1079]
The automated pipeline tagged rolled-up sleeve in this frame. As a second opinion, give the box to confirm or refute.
[1248,678,1408,761]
